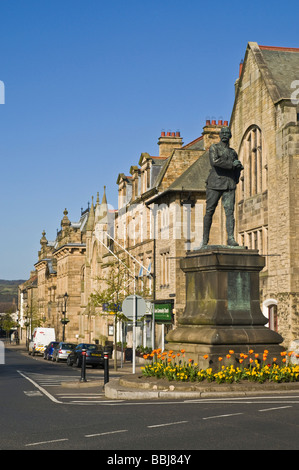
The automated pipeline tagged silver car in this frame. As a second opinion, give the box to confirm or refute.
[52,342,76,362]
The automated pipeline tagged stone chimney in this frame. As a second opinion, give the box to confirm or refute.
[202,119,229,150]
[158,131,183,158]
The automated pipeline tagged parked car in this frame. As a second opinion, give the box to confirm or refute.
[66,343,104,368]
[52,342,76,362]
[43,341,59,360]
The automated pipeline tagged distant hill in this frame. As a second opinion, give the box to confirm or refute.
[0,279,25,312]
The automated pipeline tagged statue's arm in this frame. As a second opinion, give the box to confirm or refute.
[209,145,234,170]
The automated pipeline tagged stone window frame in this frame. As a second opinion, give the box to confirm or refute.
[238,226,268,269]
[238,125,267,200]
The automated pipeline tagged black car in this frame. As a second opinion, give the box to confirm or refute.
[66,343,104,368]
[43,341,59,360]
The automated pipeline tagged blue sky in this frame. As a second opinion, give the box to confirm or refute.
[1,0,299,279]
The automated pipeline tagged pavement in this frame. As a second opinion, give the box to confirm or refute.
[5,341,299,400]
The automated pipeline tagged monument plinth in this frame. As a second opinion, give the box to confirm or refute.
[166,247,284,370]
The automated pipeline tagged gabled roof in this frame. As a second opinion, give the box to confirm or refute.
[182,135,204,150]
[236,42,299,106]
[146,151,210,204]
[166,150,210,192]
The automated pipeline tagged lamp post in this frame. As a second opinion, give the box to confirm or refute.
[61,292,69,341]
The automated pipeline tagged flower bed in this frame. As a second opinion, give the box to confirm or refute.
[141,349,299,384]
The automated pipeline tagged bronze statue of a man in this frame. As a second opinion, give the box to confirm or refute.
[201,126,243,247]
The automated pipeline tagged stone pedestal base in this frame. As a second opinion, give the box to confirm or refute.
[166,247,284,370]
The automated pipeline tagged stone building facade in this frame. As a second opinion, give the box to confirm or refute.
[231,42,299,346]
[20,41,299,350]
[81,122,226,348]
[32,208,89,342]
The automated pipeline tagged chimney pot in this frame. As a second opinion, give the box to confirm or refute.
[218,120,223,126]
[239,59,244,78]
[161,131,165,137]
[212,120,216,125]
[206,120,211,125]
[176,131,180,137]
[224,120,228,126]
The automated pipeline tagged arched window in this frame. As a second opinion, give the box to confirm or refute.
[263,299,278,332]
[268,304,278,332]
[238,125,266,199]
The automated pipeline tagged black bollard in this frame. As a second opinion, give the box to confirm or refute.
[80,349,87,382]
[104,350,109,385]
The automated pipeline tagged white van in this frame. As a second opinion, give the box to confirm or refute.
[28,328,56,356]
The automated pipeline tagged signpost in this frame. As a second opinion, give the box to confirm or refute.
[122,295,147,373]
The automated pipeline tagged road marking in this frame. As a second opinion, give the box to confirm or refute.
[24,391,43,397]
[25,438,69,447]
[85,429,128,438]
[258,406,293,412]
[71,400,124,404]
[203,413,243,420]
[17,370,63,404]
[147,420,188,428]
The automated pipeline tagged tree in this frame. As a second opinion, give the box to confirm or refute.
[0,313,17,339]
[90,258,149,370]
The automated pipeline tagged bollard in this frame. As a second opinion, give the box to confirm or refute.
[80,349,87,382]
[104,350,109,385]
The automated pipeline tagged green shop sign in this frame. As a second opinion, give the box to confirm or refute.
[154,303,172,322]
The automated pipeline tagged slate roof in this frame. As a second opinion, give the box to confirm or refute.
[166,150,210,192]
[259,46,299,101]
[146,150,210,205]
[238,42,299,105]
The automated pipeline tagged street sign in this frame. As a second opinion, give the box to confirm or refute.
[122,295,147,320]
[154,303,172,322]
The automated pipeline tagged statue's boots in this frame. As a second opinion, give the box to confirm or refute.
[226,215,239,246]
[201,214,212,247]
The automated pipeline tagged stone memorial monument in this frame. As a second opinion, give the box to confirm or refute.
[166,127,284,369]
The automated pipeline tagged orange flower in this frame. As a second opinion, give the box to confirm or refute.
[239,359,244,364]
[249,358,253,363]
[249,349,254,355]
[255,353,259,358]
[264,350,269,354]
[280,351,287,357]
[188,358,193,363]
[229,350,234,354]
[282,358,287,363]
[226,354,231,359]
[218,357,223,361]
[180,349,185,354]
[203,354,209,360]
[273,357,277,362]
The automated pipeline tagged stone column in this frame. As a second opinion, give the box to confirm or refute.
[166,247,284,370]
